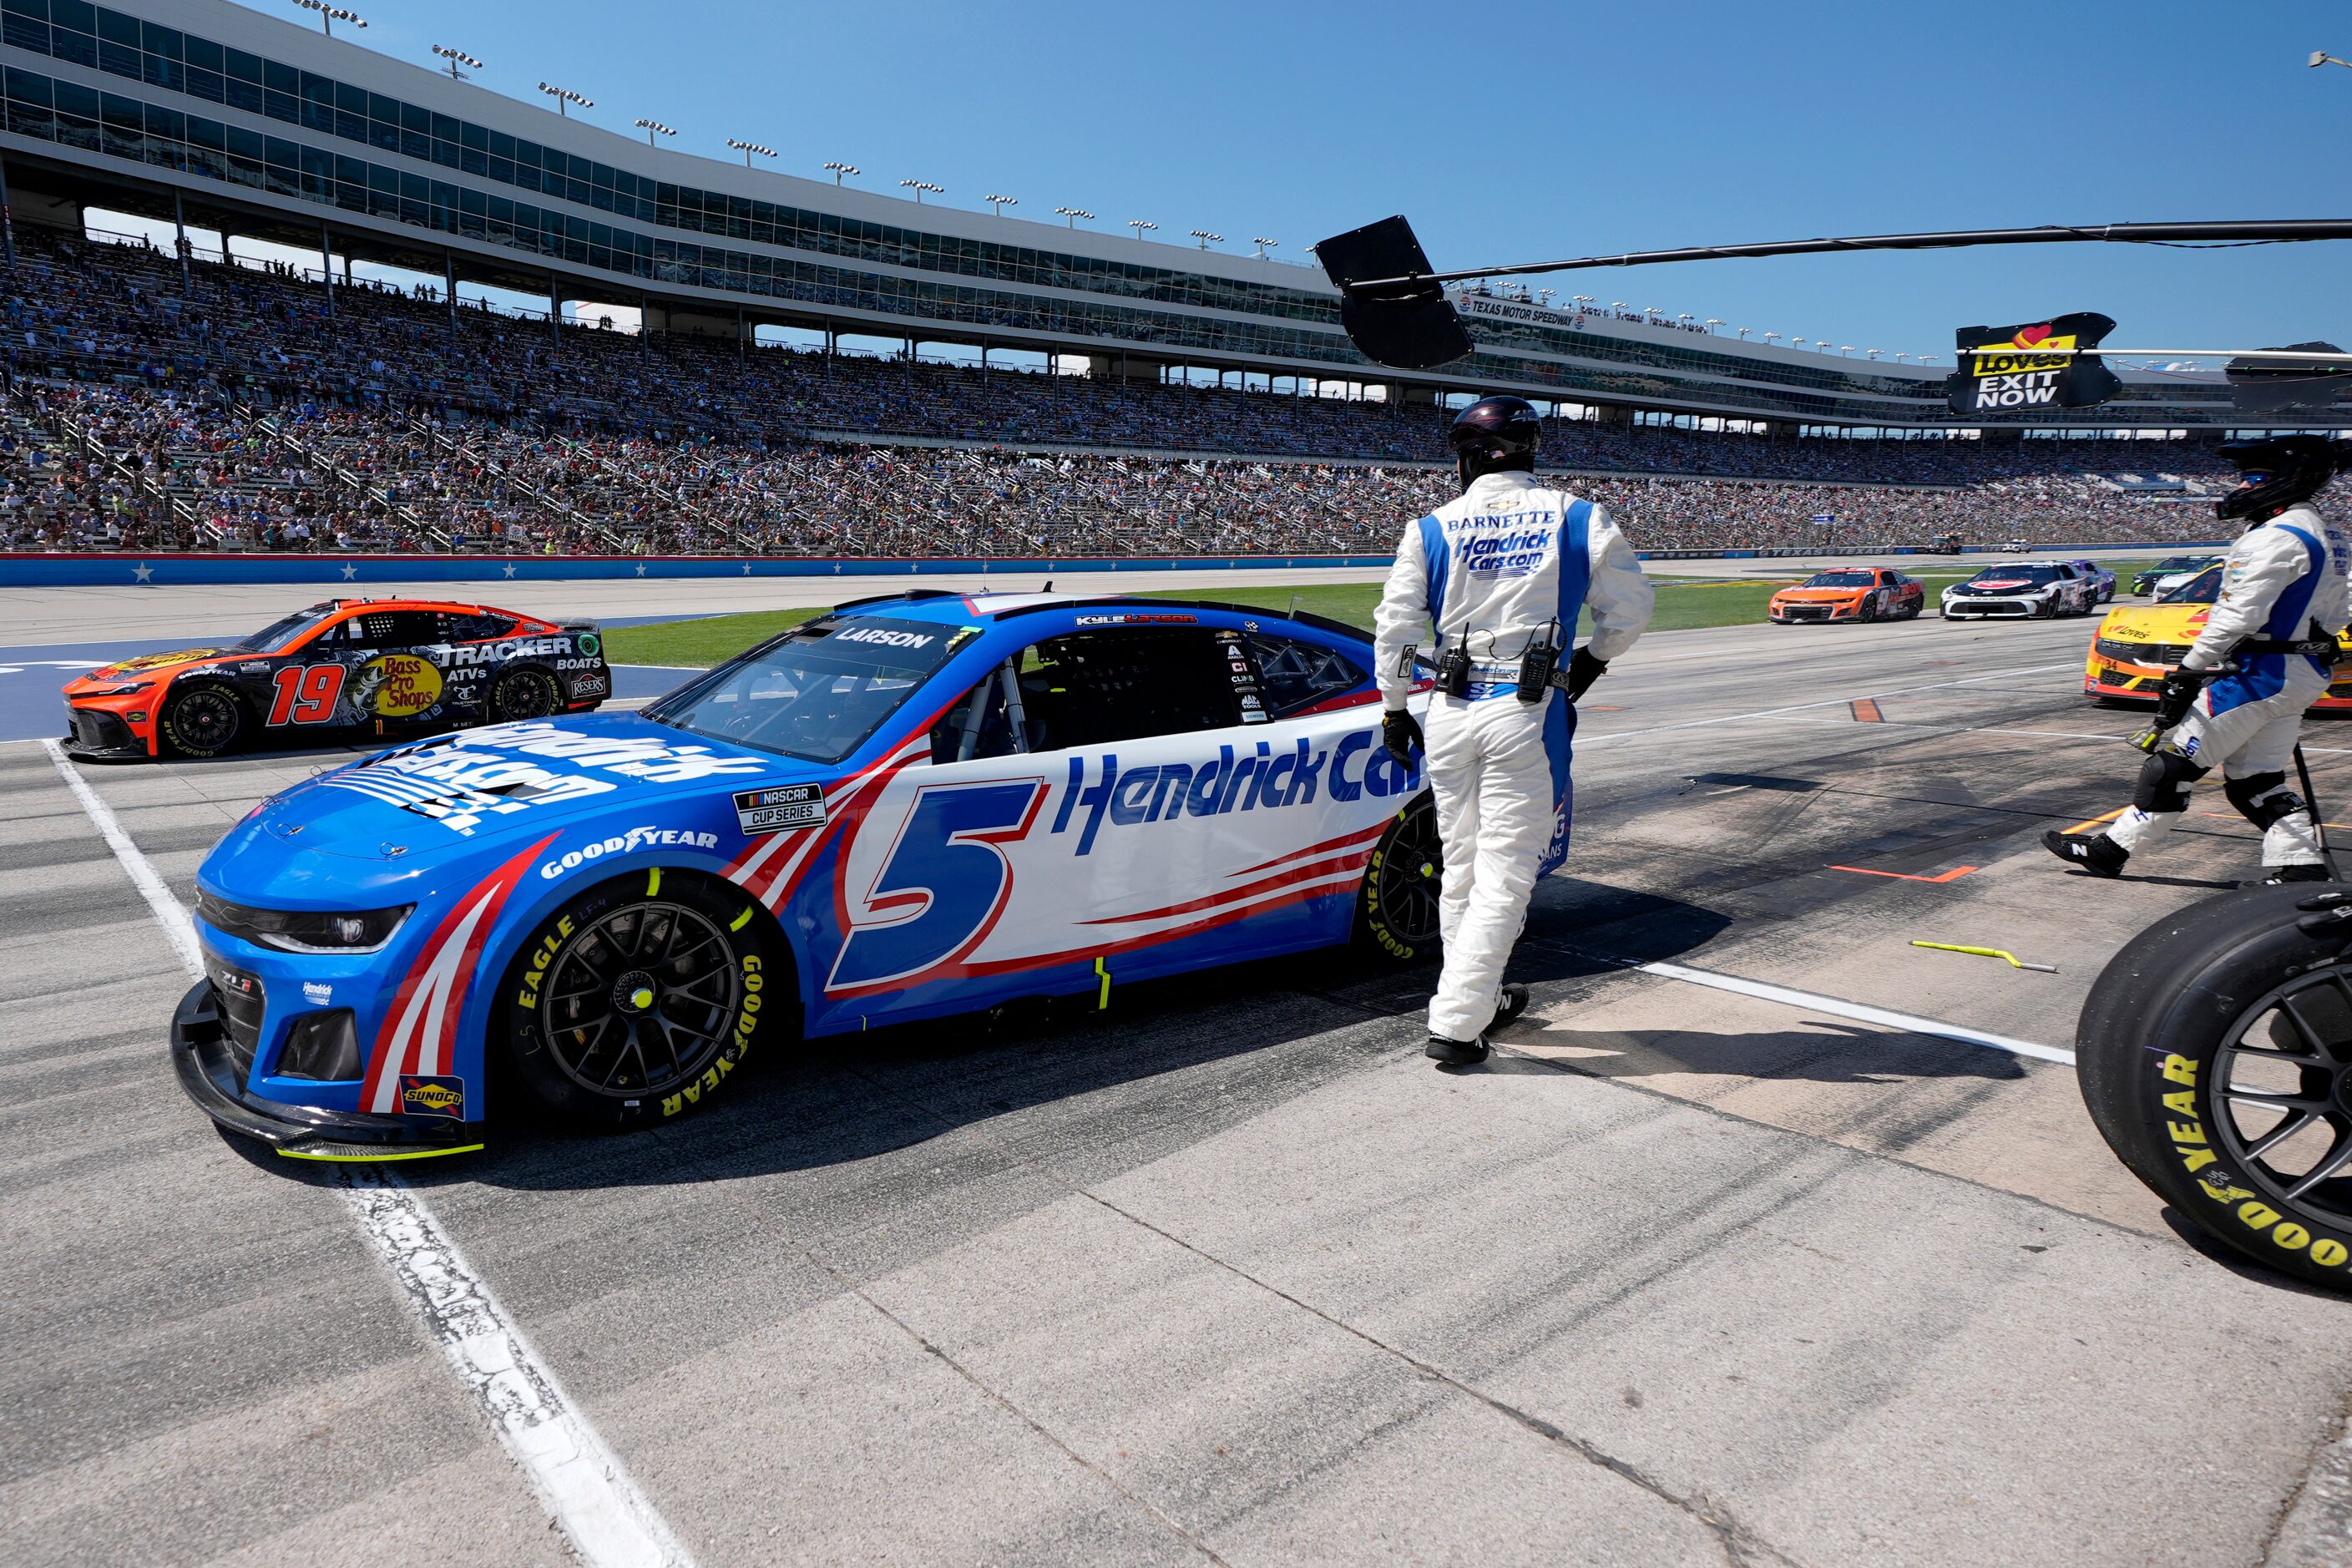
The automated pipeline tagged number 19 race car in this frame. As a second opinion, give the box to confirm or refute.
[170,593,1487,1160]
[63,598,609,760]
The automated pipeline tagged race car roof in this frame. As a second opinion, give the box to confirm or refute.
[824,589,1371,645]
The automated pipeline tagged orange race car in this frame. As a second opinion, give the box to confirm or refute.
[62,598,609,760]
[1768,568,1926,625]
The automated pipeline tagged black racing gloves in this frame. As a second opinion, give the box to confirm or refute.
[1565,647,1610,701]
[1381,708,1424,765]
[2153,667,2203,730]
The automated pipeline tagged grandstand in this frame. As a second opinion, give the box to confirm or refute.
[0,0,2334,560]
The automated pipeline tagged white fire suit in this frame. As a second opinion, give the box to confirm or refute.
[1373,469,1654,1042]
[2110,503,2352,868]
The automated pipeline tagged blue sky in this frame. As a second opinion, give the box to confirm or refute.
[194,0,2351,359]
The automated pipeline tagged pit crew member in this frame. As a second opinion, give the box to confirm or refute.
[1373,396,1655,1065]
[2045,435,2348,883]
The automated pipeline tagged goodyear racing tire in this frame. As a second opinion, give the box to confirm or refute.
[159,680,245,758]
[1357,792,1441,964]
[2078,883,2352,1292]
[489,665,562,722]
[498,868,781,1128]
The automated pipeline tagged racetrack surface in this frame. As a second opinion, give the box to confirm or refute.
[8,599,2352,1566]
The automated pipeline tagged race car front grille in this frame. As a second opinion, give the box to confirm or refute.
[69,708,132,751]
[1778,605,1838,621]
[2094,639,2195,666]
[201,958,266,1080]
[1945,599,2033,616]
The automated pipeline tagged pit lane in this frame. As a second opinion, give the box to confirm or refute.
[8,593,2352,1567]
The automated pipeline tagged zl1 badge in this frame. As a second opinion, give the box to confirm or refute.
[734,783,827,835]
[397,1075,467,1120]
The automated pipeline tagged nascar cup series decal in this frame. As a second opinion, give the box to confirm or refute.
[734,784,827,835]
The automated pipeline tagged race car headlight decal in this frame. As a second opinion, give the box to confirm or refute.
[196,891,414,953]
[276,1009,362,1081]
[87,682,152,696]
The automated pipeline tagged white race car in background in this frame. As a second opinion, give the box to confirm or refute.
[1940,560,2100,620]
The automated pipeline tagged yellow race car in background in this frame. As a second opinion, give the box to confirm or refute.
[2084,564,2352,711]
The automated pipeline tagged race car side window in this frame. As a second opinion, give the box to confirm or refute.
[1246,632,1368,719]
[441,612,511,641]
[346,609,441,646]
[932,627,1241,761]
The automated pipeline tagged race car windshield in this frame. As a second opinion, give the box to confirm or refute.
[230,604,337,652]
[1969,565,2061,586]
[643,615,965,763]
[1800,571,1876,588]
[2159,566,2223,605]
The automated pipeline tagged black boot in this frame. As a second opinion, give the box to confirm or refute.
[2265,863,2331,884]
[2044,829,2128,878]
[1489,983,1530,1034]
[1425,1034,1491,1066]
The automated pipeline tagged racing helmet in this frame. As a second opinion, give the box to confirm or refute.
[1448,395,1542,483]
[2215,433,2344,524]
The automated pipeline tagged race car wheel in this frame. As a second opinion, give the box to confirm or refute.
[2078,883,2352,1292]
[1358,793,1441,964]
[499,869,780,1127]
[489,665,562,722]
[1859,594,1879,623]
[159,680,244,758]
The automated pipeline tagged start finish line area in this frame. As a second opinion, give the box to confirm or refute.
[8,593,2352,1567]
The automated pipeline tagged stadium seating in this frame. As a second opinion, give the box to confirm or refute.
[0,226,2245,557]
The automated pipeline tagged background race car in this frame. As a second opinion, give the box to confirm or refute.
[169,592,1460,1157]
[1768,568,1925,624]
[1940,560,2099,620]
[2066,559,2117,604]
[2130,554,2224,598]
[63,598,609,759]
[2085,564,2352,710]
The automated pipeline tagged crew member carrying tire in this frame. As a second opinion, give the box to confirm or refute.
[2046,435,2349,884]
[1373,396,1654,1065]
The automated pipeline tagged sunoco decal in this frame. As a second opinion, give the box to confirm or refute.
[397,1074,466,1120]
[734,783,827,835]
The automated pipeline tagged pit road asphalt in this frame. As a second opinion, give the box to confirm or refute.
[7,592,2352,1567]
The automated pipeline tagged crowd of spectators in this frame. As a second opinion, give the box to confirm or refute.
[0,224,2269,559]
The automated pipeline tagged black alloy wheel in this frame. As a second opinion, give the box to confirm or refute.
[501,871,778,1126]
[489,665,561,721]
[1358,794,1443,963]
[159,682,243,757]
[2079,884,2352,1292]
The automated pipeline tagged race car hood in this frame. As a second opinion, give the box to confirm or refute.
[1772,586,1867,602]
[2098,605,2212,645]
[201,713,812,901]
[63,646,235,690]
[1946,579,2050,596]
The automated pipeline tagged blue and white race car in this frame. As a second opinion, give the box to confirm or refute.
[171,592,1524,1159]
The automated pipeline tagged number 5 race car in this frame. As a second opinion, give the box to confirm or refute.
[171,593,1479,1159]
[63,598,609,759]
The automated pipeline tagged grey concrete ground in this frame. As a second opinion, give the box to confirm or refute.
[4,591,2349,1567]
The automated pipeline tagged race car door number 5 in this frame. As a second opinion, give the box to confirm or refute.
[827,777,1048,994]
[266,664,347,725]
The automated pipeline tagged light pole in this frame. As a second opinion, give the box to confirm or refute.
[1706,317,1725,334]
[1056,206,1094,229]
[2311,49,2352,69]
[1252,236,1278,258]
[1736,326,1752,340]
[898,179,942,204]
[727,139,776,169]
[1916,356,1940,367]
[1189,229,1222,250]
[291,0,364,35]
[430,45,482,81]
[822,161,857,185]
[538,83,592,117]
[1539,288,1555,306]
[1764,332,1780,346]
[1839,344,1854,357]
[636,119,676,149]
[1894,352,1909,363]
[984,193,1017,215]
[1865,347,1882,360]
[1127,220,1157,241]
[1571,295,1594,311]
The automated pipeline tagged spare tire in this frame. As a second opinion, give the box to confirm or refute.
[2077,883,2352,1291]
